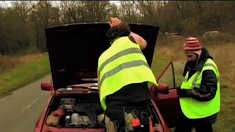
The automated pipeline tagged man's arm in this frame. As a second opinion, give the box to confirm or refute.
[180,70,218,101]
[97,71,101,98]
[130,32,147,50]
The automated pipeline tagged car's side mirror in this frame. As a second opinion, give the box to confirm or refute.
[41,82,53,91]
[150,83,169,94]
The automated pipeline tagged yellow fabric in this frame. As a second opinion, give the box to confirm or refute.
[98,36,158,110]
[180,58,220,119]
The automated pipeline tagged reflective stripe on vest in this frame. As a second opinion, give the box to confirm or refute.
[180,59,220,119]
[98,36,158,110]
[100,60,150,85]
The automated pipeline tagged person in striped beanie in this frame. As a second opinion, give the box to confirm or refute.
[174,37,220,132]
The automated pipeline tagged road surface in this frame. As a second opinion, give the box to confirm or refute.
[0,75,52,132]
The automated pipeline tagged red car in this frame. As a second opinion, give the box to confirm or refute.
[34,23,181,132]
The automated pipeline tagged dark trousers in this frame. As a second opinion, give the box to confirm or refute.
[174,114,214,132]
[105,106,151,132]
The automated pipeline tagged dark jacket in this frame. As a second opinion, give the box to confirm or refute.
[178,47,218,101]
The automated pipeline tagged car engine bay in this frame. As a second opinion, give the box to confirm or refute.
[45,94,105,128]
[45,94,160,129]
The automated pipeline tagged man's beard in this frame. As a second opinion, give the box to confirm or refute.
[188,60,197,68]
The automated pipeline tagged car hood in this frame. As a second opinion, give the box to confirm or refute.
[45,22,159,90]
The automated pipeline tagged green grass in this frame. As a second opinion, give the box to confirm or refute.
[0,54,50,97]
[213,86,235,132]
[151,53,185,88]
[151,52,235,132]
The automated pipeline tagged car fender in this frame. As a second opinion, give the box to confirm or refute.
[34,94,55,132]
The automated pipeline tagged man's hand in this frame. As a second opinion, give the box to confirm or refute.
[108,17,122,27]
[177,87,187,97]
[177,87,194,98]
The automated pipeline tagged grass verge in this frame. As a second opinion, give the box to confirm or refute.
[0,53,50,97]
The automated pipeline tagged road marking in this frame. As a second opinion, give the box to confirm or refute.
[21,98,40,112]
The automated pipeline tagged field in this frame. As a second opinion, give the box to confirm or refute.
[0,37,234,132]
[151,37,235,132]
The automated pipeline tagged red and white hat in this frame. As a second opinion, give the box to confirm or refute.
[184,37,202,55]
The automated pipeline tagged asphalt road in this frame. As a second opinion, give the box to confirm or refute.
[0,75,52,132]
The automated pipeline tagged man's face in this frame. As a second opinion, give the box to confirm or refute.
[185,53,198,62]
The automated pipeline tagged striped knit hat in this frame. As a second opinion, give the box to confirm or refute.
[184,37,202,55]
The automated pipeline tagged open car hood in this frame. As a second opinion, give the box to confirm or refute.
[45,22,159,90]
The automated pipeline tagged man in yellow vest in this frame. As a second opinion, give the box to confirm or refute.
[97,17,158,132]
[174,37,220,132]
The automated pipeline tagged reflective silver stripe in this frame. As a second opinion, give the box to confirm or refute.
[99,48,142,73]
[192,72,201,88]
[192,63,219,88]
[204,63,218,72]
[100,60,149,85]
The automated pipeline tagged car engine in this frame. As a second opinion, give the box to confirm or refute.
[46,97,105,128]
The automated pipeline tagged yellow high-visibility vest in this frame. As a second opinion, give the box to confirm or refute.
[98,36,158,110]
[180,58,220,119]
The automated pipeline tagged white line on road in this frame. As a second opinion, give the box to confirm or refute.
[21,98,40,112]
